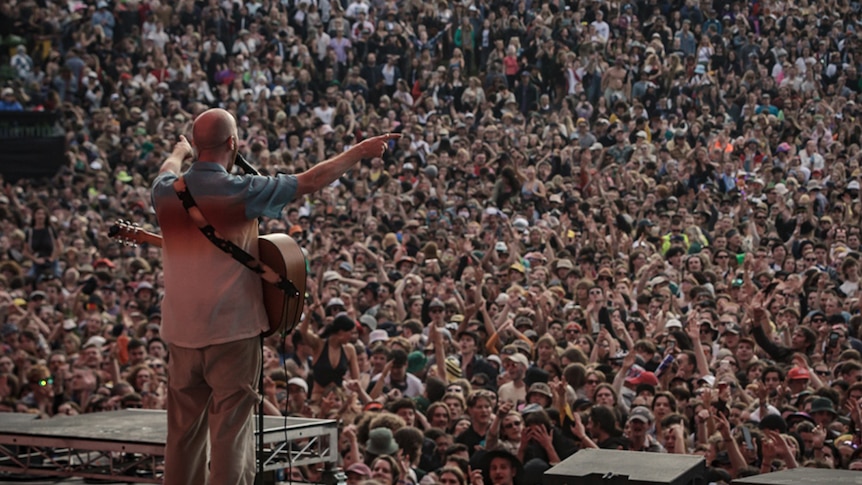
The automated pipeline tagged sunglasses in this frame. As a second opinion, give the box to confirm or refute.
[38,377,54,387]
[566,329,580,334]
[503,420,523,429]
[586,379,600,385]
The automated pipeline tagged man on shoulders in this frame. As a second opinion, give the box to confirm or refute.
[497,353,528,404]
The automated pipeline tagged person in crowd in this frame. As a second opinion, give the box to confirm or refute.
[2,0,862,482]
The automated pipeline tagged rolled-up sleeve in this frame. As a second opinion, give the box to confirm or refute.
[243,174,298,220]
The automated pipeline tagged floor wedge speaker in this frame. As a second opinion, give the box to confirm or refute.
[544,449,706,485]
[733,468,862,485]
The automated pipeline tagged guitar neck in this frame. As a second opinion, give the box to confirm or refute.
[109,222,164,248]
[136,231,163,248]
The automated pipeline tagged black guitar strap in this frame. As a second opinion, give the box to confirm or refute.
[172,176,300,298]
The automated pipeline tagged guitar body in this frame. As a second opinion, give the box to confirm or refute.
[258,234,306,336]
[110,222,306,336]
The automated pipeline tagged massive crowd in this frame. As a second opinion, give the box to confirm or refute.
[3,0,862,483]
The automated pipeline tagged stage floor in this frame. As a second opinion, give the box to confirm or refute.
[0,410,338,483]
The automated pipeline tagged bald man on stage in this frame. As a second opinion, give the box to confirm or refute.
[152,108,397,485]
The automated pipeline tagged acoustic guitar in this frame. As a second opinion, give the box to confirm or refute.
[109,221,306,336]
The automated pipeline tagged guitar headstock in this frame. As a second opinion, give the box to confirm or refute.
[109,221,144,246]
[109,220,162,248]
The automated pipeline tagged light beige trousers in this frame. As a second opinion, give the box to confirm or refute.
[164,336,261,485]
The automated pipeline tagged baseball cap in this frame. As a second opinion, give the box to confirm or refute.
[85,336,107,348]
[326,297,345,308]
[369,329,389,345]
[628,406,654,424]
[359,314,377,330]
[135,282,153,293]
[698,374,716,387]
[94,258,116,269]
[527,382,553,399]
[787,367,811,381]
[346,463,372,477]
[504,353,529,368]
[625,369,659,386]
[287,377,308,393]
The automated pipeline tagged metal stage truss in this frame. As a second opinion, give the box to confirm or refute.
[0,409,338,483]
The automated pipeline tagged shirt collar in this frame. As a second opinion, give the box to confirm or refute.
[188,162,228,173]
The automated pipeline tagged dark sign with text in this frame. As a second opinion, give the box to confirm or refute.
[0,112,66,182]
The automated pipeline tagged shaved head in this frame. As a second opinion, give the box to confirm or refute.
[192,109,238,168]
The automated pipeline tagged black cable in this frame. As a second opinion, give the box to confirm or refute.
[282,327,291,485]
[235,153,261,176]
[256,335,265,485]
[240,154,288,484]
[240,152,298,483]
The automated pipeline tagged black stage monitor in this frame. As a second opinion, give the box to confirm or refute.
[544,449,706,485]
[733,467,862,485]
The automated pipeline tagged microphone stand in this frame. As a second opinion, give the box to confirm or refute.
[237,151,266,485]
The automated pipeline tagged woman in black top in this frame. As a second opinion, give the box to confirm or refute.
[25,206,60,278]
[299,313,359,403]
